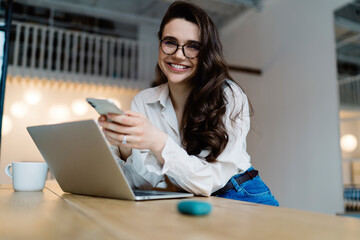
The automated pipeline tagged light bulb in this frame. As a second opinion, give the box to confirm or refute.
[10,101,29,118]
[49,104,70,121]
[340,134,358,153]
[24,89,42,105]
[71,99,89,116]
[1,115,12,136]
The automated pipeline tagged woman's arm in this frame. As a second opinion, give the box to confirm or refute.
[98,112,167,189]
[99,83,250,195]
[152,86,251,196]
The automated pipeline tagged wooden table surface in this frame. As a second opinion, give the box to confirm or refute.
[1,183,360,240]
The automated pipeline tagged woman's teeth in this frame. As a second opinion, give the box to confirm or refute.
[170,63,188,69]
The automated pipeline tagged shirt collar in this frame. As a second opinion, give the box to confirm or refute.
[145,83,169,109]
[145,83,179,136]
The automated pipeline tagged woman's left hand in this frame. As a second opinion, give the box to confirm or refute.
[100,111,168,162]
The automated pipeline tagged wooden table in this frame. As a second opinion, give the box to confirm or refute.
[1,183,360,240]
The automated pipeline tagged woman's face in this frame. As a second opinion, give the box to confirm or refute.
[158,18,200,86]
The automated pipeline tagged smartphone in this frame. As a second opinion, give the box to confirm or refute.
[86,98,124,116]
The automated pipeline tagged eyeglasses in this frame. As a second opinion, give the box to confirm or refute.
[160,39,201,59]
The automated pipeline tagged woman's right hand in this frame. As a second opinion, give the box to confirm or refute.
[98,115,132,160]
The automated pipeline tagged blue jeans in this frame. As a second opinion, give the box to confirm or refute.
[215,167,279,206]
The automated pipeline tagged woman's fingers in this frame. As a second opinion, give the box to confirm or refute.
[124,110,146,118]
[100,120,133,135]
[100,119,143,137]
[100,111,165,153]
[99,111,150,150]
[102,129,136,146]
[98,115,106,122]
[106,113,142,127]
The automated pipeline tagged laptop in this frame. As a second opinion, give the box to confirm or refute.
[27,119,194,201]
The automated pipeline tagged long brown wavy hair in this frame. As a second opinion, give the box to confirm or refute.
[154,1,252,162]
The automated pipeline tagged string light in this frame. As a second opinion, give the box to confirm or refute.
[24,89,42,105]
[1,115,12,136]
[340,134,358,153]
[10,101,29,118]
[71,99,89,116]
[49,104,70,121]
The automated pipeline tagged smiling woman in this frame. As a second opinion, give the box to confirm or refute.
[98,1,279,206]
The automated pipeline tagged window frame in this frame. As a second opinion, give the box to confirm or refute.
[0,0,13,145]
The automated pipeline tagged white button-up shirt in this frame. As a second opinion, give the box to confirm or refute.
[111,81,251,196]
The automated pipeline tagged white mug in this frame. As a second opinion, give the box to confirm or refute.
[5,162,48,191]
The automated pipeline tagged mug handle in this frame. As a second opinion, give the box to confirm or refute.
[5,164,12,178]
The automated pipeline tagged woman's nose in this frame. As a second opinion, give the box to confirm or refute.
[172,46,186,60]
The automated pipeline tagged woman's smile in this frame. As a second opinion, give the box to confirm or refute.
[166,62,191,72]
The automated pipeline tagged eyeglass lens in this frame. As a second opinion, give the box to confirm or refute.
[161,39,200,59]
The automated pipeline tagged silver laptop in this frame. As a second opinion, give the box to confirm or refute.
[27,119,193,200]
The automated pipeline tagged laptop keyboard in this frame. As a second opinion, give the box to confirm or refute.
[133,190,170,196]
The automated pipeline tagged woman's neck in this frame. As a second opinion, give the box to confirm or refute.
[168,82,192,112]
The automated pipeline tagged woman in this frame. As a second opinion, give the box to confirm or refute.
[99,1,279,206]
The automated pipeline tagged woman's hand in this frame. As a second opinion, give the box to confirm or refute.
[98,115,132,160]
[98,111,168,163]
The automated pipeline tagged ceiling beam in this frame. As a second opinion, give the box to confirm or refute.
[337,54,360,66]
[336,33,360,49]
[15,0,160,26]
[335,16,360,33]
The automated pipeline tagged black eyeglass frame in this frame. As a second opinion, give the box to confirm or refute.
[160,39,201,59]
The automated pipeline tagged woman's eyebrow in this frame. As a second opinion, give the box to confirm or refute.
[162,36,177,41]
[162,36,200,44]
[187,40,201,45]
